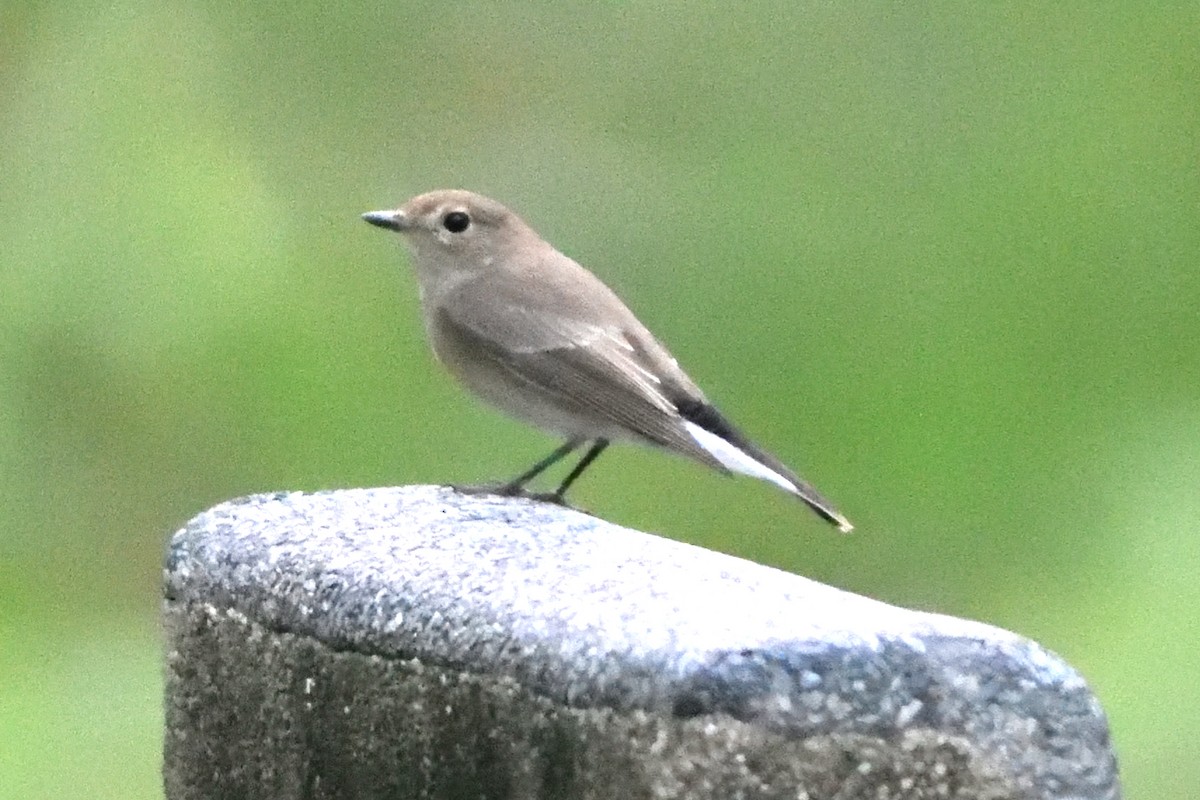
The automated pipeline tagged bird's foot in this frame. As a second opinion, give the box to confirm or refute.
[522,491,571,507]
[450,482,517,498]
[449,483,582,511]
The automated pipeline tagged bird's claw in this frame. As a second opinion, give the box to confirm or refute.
[450,483,578,510]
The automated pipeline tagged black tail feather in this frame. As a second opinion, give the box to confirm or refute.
[672,397,853,532]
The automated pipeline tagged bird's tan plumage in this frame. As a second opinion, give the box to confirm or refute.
[363,189,852,531]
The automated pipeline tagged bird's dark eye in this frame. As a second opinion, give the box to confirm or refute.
[442,211,471,233]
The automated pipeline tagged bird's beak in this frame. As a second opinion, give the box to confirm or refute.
[361,209,409,232]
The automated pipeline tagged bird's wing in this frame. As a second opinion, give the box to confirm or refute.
[436,271,725,467]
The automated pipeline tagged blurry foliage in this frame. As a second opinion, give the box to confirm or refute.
[2,3,1197,798]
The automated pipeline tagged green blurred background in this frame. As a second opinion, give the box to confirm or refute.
[2,3,1196,797]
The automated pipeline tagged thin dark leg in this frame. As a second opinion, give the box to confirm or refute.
[548,439,609,503]
[499,438,584,494]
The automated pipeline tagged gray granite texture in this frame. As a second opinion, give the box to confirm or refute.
[162,486,1120,800]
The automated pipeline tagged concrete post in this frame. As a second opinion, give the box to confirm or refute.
[163,486,1120,800]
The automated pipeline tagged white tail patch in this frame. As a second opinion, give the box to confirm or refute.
[683,421,798,495]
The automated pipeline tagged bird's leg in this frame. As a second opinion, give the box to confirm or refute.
[501,439,587,494]
[540,439,609,505]
[454,439,610,508]
[454,439,585,499]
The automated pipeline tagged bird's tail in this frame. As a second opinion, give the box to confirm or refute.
[676,401,853,533]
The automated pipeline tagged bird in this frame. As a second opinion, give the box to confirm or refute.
[362,190,852,532]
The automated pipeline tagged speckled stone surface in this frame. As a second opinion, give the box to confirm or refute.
[162,486,1120,800]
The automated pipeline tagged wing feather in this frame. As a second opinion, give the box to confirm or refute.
[434,271,725,469]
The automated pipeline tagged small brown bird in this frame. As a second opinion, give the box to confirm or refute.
[363,190,852,532]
